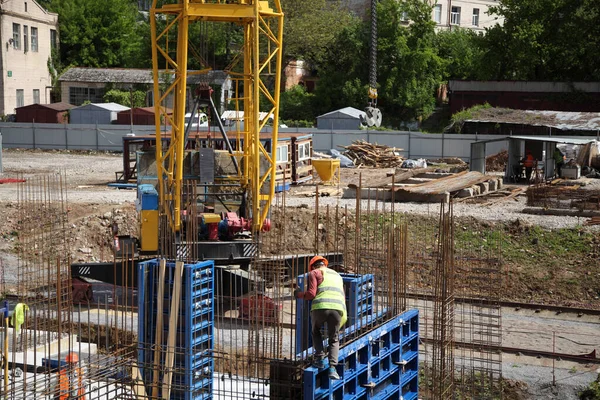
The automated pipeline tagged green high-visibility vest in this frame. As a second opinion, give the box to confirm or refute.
[311,267,347,326]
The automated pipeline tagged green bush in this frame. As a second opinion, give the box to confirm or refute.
[281,119,314,128]
[103,89,147,108]
[279,85,316,122]
[580,375,600,399]
[449,103,492,133]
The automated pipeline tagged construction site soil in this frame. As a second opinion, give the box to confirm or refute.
[0,148,598,310]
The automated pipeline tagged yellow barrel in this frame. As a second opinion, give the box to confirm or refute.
[312,158,341,185]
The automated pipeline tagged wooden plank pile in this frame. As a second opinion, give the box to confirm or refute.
[342,140,404,168]
[393,171,503,203]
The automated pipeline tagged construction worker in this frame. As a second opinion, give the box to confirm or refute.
[55,352,85,400]
[295,255,347,380]
[521,149,535,182]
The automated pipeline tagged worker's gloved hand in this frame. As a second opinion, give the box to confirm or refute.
[293,289,302,299]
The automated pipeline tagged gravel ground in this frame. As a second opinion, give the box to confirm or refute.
[279,194,600,231]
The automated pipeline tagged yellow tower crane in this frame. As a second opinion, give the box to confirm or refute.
[149,0,284,237]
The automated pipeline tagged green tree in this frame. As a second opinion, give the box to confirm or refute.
[481,0,600,81]
[46,0,143,68]
[279,85,316,122]
[281,0,357,68]
[316,0,443,124]
[435,28,485,80]
[103,89,147,107]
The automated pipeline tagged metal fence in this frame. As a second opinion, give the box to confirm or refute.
[2,122,595,162]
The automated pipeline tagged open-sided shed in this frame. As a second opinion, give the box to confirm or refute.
[15,102,75,123]
[70,102,130,124]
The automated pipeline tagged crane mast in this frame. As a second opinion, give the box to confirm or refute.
[149,0,284,239]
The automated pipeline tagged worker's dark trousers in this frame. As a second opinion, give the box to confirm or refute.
[311,309,342,366]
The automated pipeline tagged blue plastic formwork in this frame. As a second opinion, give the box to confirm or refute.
[296,273,375,352]
[138,259,214,400]
[302,309,419,400]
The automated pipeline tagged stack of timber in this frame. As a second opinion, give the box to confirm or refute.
[392,171,503,203]
[344,170,503,202]
[342,140,404,168]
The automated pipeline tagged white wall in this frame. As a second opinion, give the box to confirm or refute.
[432,0,503,32]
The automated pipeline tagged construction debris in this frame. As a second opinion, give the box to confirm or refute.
[429,157,467,166]
[341,140,404,168]
[348,167,432,189]
[584,216,600,226]
[486,150,508,172]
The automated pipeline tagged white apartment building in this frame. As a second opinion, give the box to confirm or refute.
[431,1,502,32]
[0,0,58,116]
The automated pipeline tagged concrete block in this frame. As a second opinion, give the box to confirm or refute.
[414,172,454,179]
[477,182,489,194]
[488,179,498,191]
[343,187,392,201]
[456,188,474,198]
[472,185,481,195]
[394,190,450,203]
[497,179,503,190]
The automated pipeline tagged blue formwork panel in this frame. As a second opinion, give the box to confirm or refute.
[301,309,419,400]
[137,259,214,400]
[296,273,374,352]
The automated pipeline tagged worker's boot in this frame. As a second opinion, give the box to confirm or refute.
[312,358,325,369]
[328,366,340,380]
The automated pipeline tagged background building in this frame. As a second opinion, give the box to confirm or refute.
[431,0,502,31]
[0,0,58,116]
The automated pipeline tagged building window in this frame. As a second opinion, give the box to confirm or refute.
[12,24,21,50]
[50,29,57,50]
[451,6,461,25]
[400,11,408,22]
[434,4,442,24]
[276,144,288,163]
[31,27,38,52]
[69,87,105,106]
[298,142,311,161]
[23,26,28,53]
[33,89,40,104]
[24,2,27,12]
[472,8,480,26]
[16,90,24,108]
[138,0,150,11]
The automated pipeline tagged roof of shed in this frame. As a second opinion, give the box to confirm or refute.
[317,107,365,119]
[72,102,130,112]
[59,68,229,85]
[465,108,600,132]
[16,102,75,111]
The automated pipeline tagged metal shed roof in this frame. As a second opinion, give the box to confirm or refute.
[59,68,229,86]
[317,107,365,119]
[466,109,600,132]
[72,102,130,112]
[15,102,75,111]
[472,135,597,146]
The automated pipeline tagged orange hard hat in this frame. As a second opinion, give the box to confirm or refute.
[309,255,328,270]
[65,352,78,363]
